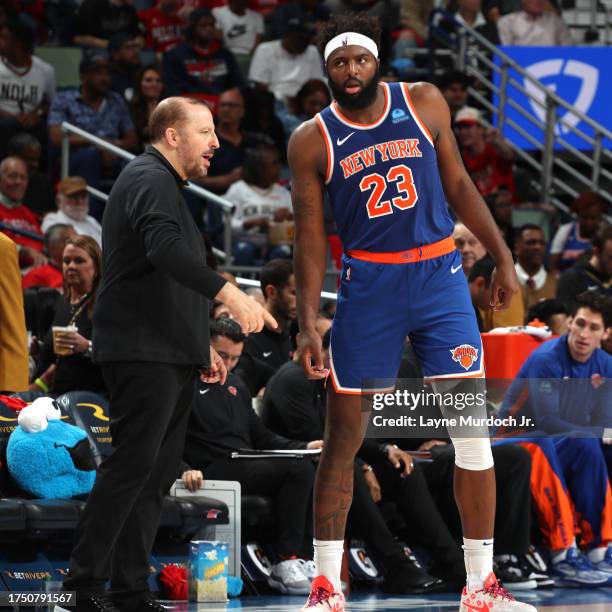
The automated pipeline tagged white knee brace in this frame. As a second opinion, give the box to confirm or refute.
[451,436,494,471]
[431,377,494,471]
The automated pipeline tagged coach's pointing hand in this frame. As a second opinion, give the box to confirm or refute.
[216,282,277,333]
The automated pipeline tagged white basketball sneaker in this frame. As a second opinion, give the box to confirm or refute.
[460,572,537,611]
[301,575,345,611]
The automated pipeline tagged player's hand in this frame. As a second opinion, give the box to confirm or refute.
[216,282,277,334]
[385,444,414,477]
[296,328,329,379]
[200,346,227,385]
[182,469,203,492]
[489,258,519,311]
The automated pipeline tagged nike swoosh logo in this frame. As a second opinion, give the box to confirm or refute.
[263,351,272,357]
[336,132,355,146]
[462,602,490,612]
[199,389,210,395]
[451,264,463,274]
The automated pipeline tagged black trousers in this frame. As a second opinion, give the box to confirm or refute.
[203,457,316,557]
[421,443,532,555]
[347,463,409,571]
[64,362,197,600]
[373,460,464,569]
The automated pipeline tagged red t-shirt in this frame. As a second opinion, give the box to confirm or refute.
[0,203,43,252]
[139,8,184,53]
[22,264,63,290]
[462,143,516,201]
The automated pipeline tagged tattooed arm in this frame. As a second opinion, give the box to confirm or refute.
[288,119,330,377]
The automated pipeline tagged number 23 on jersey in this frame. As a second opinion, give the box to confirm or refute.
[360,164,418,219]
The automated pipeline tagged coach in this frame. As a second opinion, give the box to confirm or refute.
[59,97,275,612]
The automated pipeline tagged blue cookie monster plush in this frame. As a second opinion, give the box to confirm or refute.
[7,397,96,499]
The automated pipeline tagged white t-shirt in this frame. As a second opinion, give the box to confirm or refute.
[0,56,56,114]
[42,210,102,246]
[226,179,292,246]
[248,40,324,103]
[212,6,264,56]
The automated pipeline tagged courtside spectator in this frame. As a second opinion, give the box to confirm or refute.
[42,176,102,246]
[0,156,45,266]
[455,106,516,200]
[48,56,138,199]
[181,317,321,595]
[226,144,293,265]
[242,87,287,160]
[526,298,569,335]
[486,188,515,253]
[212,0,264,76]
[128,65,165,149]
[31,235,106,396]
[277,78,330,142]
[139,0,184,56]
[0,233,29,393]
[72,0,143,49]
[0,18,55,147]
[162,7,243,106]
[497,0,573,45]
[467,254,495,332]
[248,18,324,107]
[549,192,607,273]
[22,223,76,290]
[398,0,433,41]
[108,32,143,102]
[6,132,55,216]
[514,224,556,310]
[556,225,612,312]
[200,87,257,195]
[242,258,295,371]
[438,71,470,121]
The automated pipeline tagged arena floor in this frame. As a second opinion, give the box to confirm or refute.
[159,588,612,611]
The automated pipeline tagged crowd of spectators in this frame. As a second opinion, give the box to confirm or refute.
[1,0,612,599]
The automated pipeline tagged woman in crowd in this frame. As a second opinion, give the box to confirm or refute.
[278,78,331,143]
[30,235,105,396]
[129,64,165,149]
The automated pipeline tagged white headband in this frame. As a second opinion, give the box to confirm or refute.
[324,32,379,62]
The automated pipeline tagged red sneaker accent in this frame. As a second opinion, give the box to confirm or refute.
[305,576,335,607]
[482,572,515,601]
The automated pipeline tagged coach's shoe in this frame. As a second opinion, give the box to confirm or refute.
[589,544,612,583]
[301,576,345,611]
[550,547,609,587]
[519,546,554,589]
[494,555,537,590]
[55,594,119,611]
[460,573,537,611]
[268,559,311,595]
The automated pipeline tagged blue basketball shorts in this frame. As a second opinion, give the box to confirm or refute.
[329,249,484,394]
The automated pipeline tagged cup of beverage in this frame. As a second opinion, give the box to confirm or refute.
[52,325,78,356]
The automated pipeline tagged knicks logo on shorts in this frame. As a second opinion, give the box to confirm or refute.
[450,344,479,371]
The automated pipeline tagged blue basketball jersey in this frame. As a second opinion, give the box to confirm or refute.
[316,81,454,252]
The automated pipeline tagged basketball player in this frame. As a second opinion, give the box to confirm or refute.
[289,15,534,612]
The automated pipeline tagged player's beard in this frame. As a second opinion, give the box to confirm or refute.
[329,66,380,110]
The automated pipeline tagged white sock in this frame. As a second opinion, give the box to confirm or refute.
[463,537,494,591]
[313,539,343,592]
[588,545,609,564]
